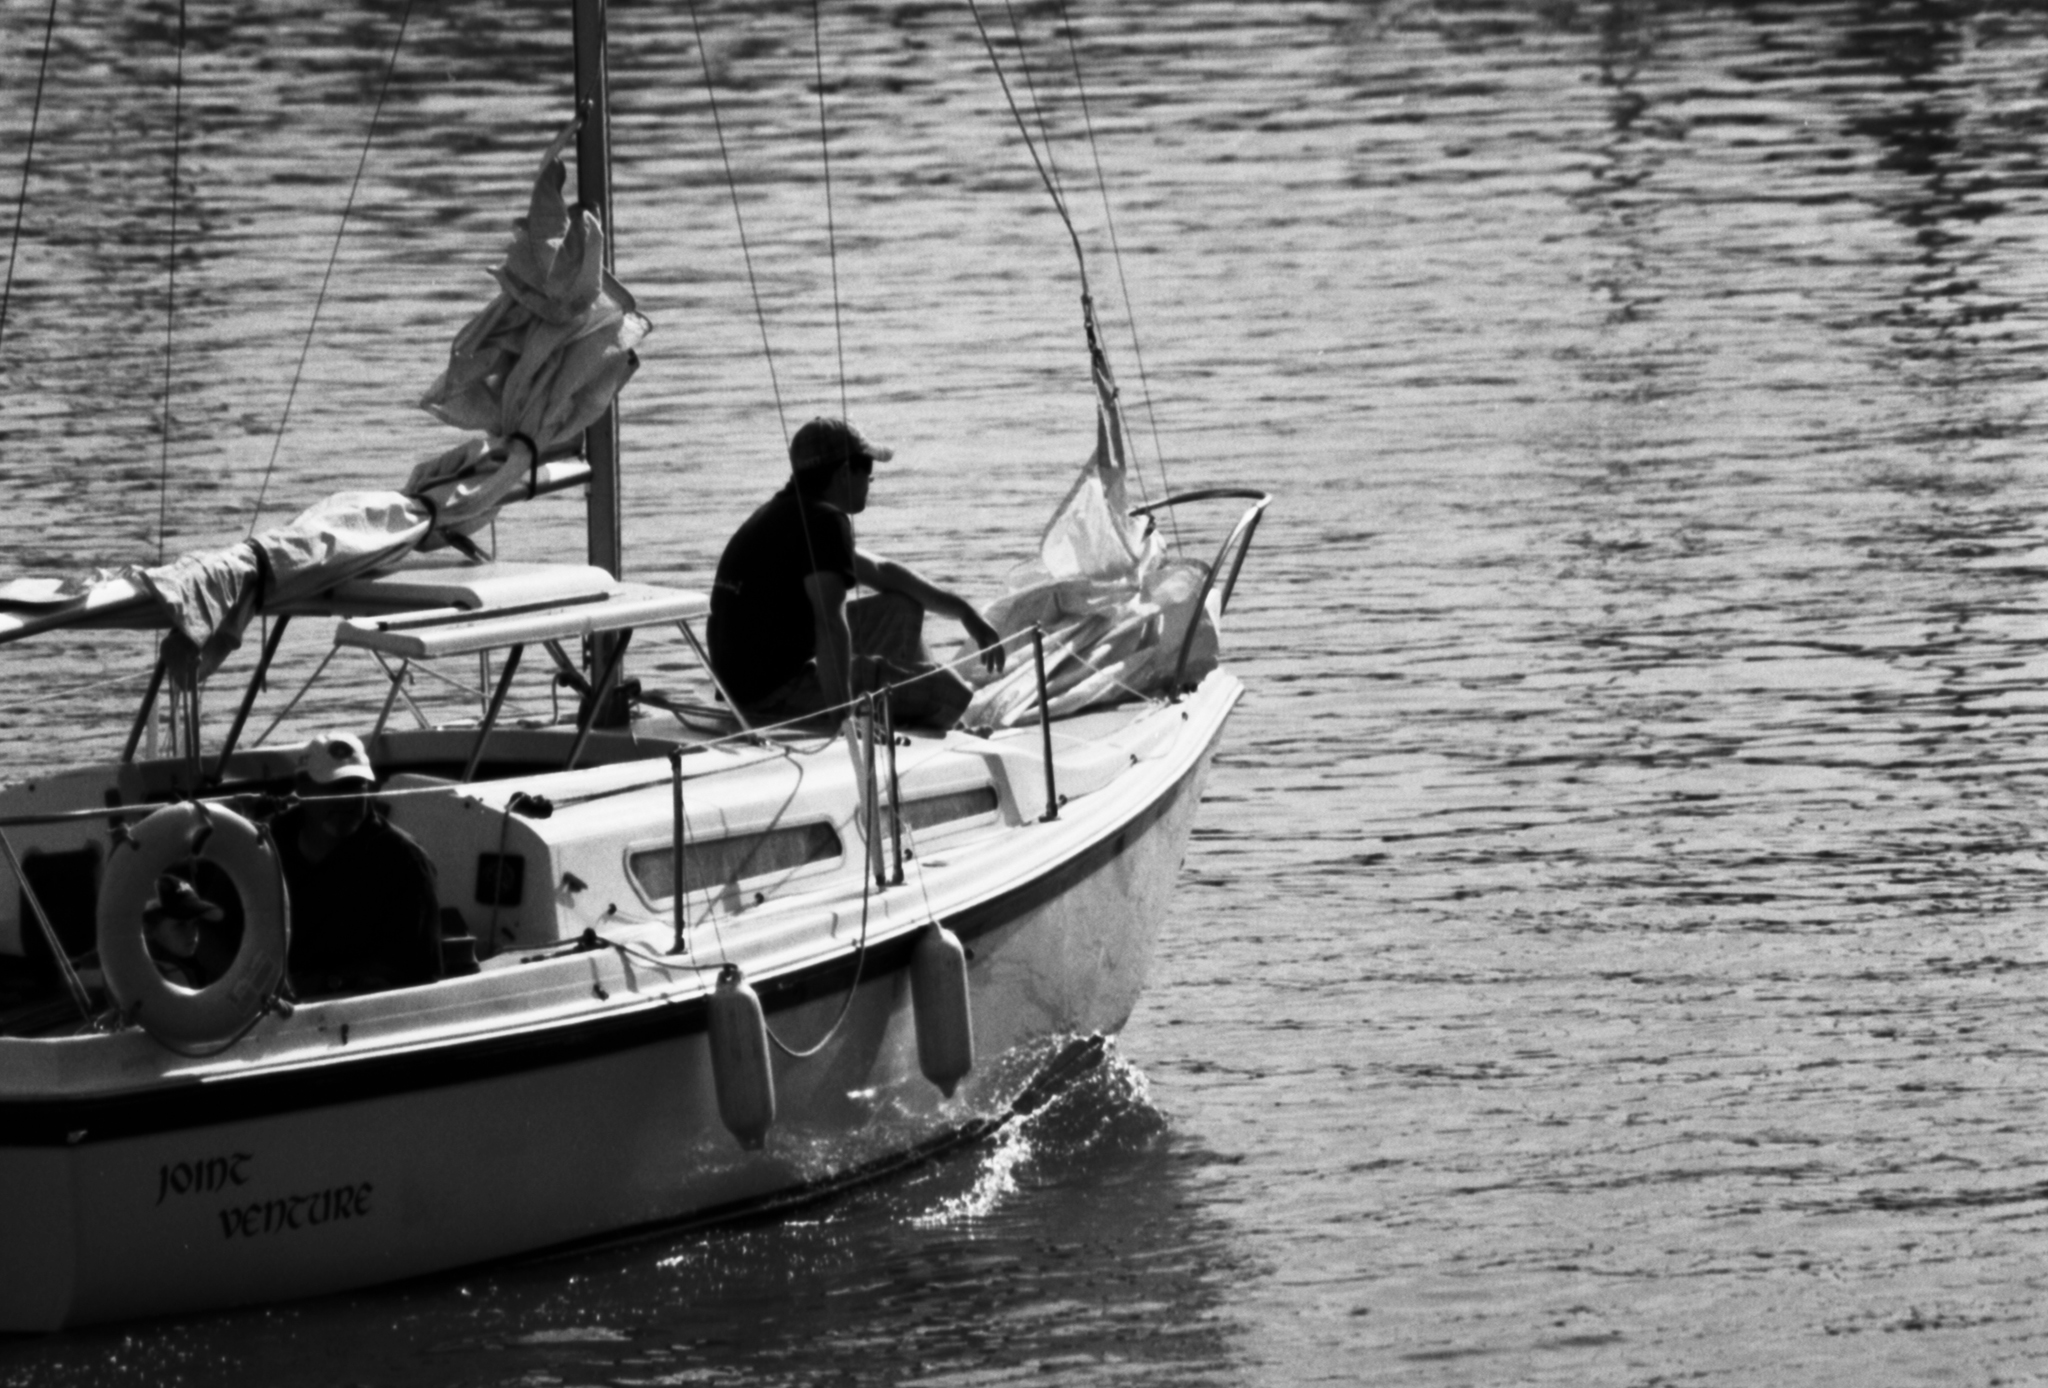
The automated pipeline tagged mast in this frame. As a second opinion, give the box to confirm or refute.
[572,0,631,722]
[572,0,620,582]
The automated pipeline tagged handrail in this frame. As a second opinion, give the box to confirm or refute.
[1128,488,1272,691]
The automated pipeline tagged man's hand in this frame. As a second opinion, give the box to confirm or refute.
[964,610,1006,674]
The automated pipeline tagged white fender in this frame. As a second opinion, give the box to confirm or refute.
[98,803,288,1050]
[910,924,973,1097]
[707,965,775,1149]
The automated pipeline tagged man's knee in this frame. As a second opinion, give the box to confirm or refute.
[882,663,970,729]
[849,590,928,662]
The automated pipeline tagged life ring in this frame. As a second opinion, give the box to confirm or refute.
[98,802,289,1050]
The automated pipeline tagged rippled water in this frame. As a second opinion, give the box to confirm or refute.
[9,0,2048,1383]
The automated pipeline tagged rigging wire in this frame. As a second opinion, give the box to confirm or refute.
[812,0,848,421]
[969,3,1184,560]
[684,0,844,693]
[0,667,157,713]
[685,0,788,445]
[993,0,1154,519]
[1052,0,1181,553]
[246,0,415,539]
[966,0,1072,232]
[998,0,1068,210]
[0,0,61,363]
[967,0,1154,539]
[158,0,188,565]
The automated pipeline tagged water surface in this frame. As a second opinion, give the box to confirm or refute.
[6,0,2048,1383]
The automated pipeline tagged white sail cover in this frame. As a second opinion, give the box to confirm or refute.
[958,357,1216,731]
[0,124,647,686]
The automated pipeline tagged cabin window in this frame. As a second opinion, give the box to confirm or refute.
[900,786,999,832]
[862,786,1000,838]
[629,822,843,901]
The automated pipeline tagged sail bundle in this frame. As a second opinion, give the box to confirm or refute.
[418,121,650,456]
[0,126,648,682]
[959,353,1216,731]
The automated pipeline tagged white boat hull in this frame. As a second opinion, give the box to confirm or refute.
[0,676,1235,1330]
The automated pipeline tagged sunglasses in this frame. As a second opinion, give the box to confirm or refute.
[849,455,874,478]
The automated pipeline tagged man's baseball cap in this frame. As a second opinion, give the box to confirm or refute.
[789,417,893,473]
[299,733,375,786]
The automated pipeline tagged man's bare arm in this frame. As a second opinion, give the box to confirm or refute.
[854,551,1006,673]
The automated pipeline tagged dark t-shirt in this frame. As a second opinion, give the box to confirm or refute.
[707,485,856,703]
[275,803,441,992]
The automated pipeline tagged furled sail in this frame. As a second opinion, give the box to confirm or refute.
[418,120,650,456]
[0,124,648,682]
[958,351,1216,731]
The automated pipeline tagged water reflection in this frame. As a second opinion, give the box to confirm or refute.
[0,1058,1251,1388]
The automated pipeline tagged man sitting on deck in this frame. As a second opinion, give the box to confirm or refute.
[274,733,444,995]
[707,417,1005,729]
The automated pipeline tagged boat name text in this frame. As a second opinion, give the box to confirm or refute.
[218,1182,374,1240]
[156,1152,252,1206]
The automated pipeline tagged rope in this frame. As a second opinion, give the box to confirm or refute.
[762,696,878,1059]
[453,624,1135,817]
[247,0,415,538]
[0,667,158,713]
[685,0,787,445]
[157,0,188,565]
[1052,0,1180,553]
[812,0,848,421]
[996,622,1161,718]
[0,0,60,362]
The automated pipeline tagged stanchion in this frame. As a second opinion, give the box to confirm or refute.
[863,695,886,889]
[669,747,686,954]
[882,692,904,885]
[1031,625,1058,822]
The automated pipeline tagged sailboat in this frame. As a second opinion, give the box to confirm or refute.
[0,1,1268,1330]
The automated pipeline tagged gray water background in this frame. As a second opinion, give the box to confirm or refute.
[6,0,2048,1383]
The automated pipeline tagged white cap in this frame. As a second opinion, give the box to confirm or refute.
[299,733,375,786]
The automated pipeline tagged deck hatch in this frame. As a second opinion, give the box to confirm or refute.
[629,822,842,900]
